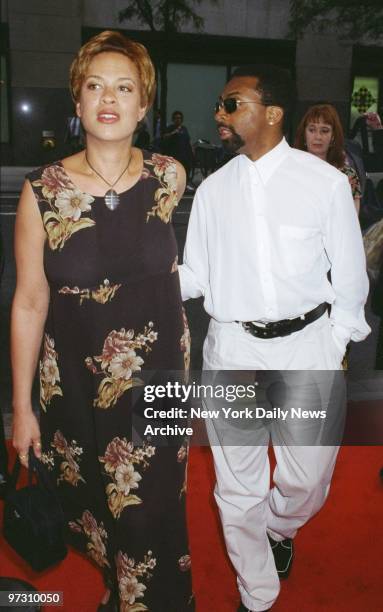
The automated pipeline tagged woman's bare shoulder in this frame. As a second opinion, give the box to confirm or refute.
[60,150,85,172]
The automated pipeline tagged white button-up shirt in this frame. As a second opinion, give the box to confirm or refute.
[179,138,370,349]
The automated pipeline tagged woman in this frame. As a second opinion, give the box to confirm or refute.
[11,31,193,612]
[295,103,362,214]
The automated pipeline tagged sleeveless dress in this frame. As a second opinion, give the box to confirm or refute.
[27,152,193,612]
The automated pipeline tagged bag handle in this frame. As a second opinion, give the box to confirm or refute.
[7,448,55,494]
[29,448,57,494]
[8,449,33,492]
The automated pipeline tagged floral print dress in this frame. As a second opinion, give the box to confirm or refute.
[340,162,362,201]
[27,152,193,612]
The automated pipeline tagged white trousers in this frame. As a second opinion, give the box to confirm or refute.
[202,314,345,611]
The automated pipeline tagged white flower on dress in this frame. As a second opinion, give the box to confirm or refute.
[147,557,156,570]
[177,445,187,463]
[108,349,144,380]
[115,463,142,496]
[178,554,191,571]
[87,324,157,410]
[42,357,60,386]
[55,188,94,221]
[147,330,158,343]
[120,574,146,605]
[164,164,177,192]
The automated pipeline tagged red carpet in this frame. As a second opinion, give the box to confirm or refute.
[1,444,382,611]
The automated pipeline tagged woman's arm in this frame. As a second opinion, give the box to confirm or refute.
[11,180,49,466]
[163,126,180,139]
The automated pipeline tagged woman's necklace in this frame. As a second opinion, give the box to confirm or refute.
[85,151,132,211]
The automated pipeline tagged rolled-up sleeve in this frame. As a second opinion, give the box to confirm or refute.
[178,188,209,301]
[324,175,371,349]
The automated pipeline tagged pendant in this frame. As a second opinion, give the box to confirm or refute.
[104,189,120,211]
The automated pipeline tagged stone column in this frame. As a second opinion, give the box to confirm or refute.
[295,31,353,132]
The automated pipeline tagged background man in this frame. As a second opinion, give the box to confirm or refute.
[179,65,370,611]
[163,110,194,180]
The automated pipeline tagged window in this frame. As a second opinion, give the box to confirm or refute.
[350,76,380,129]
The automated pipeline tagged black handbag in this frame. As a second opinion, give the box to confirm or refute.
[3,448,67,572]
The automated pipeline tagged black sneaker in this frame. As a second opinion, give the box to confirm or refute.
[268,534,294,579]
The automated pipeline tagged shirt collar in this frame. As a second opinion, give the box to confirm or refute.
[241,137,290,184]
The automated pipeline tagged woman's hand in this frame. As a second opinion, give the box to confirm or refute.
[12,409,42,467]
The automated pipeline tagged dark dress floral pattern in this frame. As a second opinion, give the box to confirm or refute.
[340,162,362,201]
[27,152,193,611]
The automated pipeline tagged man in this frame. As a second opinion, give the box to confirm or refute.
[179,65,370,611]
[162,110,194,180]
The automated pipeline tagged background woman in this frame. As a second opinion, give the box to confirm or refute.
[11,30,193,611]
[295,103,362,214]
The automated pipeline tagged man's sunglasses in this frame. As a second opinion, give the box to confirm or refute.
[214,97,265,114]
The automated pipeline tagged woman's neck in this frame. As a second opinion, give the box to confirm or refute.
[84,137,134,178]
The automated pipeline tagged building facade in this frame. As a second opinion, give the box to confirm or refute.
[1,0,382,166]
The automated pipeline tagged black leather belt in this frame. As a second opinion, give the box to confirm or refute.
[238,303,328,339]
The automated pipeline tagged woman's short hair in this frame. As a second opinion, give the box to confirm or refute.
[70,30,156,109]
[294,103,345,168]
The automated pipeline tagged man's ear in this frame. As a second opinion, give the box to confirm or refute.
[266,106,284,126]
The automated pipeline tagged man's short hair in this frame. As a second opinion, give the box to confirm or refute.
[172,110,184,121]
[231,64,296,128]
